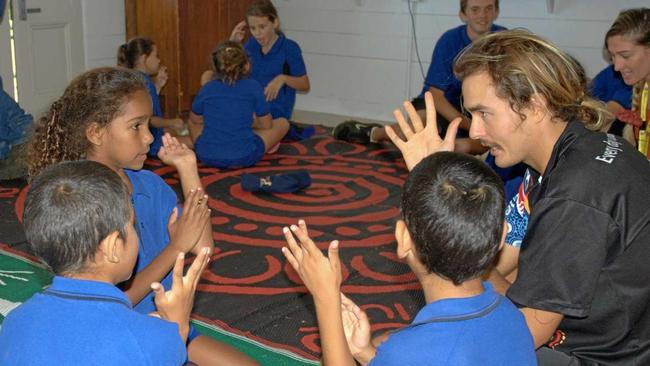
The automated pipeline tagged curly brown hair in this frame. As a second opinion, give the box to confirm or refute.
[28,67,146,180]
[210,41,249,85]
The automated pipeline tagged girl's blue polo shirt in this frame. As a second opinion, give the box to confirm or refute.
[125,169,176,315]
[0,276,186,365]
[244,33,307,119]
[125,168,201,342]
[141,72,164,157]
[192,78,270,168]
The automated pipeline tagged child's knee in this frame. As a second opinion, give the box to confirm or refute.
[274,118,290,132]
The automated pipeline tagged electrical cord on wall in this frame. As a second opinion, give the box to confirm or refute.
[407,0,425,81]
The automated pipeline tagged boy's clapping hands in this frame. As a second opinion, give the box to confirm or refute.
[152,247,211,342]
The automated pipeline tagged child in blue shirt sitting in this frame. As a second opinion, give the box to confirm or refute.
[189,41,289,169]
[281,152,537,365]
[226,0,310,121]
[0,160,210,365]
[118,37,189,155]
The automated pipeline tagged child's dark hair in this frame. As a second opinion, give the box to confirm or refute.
[210,41,249,85]
[401,152,505,285]
[28,67,146,179]
[24,160,131,275]
[117,37,155,69]
[246,0,279,23]
[460,0,499,14]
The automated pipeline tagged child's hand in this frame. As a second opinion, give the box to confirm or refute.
[387,91,460,171]
[264,75,285,101]
[167,188,210,253]
[340,293,374,360]
[151,247,211,341]
[281,220,342,303]
[616,109,643,128]
[230,20,247,43]
[158,133,197,168]
[155,66,169,93]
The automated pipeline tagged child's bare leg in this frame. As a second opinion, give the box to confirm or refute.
[254,117,290,152]
[188,335,259,366]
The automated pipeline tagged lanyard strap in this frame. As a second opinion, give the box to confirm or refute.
[641,82,648,122]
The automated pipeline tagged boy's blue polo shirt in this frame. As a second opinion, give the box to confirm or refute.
[370,283,536,365]
[142,72,164,157]
[244,33,307,119]
[192,78,270,168]
[590,64,632,109]
[419,24,507,110]
[125,169,177,314]
[0,276,186,365]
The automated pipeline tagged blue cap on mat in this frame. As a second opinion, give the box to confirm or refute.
[241,171,311,193]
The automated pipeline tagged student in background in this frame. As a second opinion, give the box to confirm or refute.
[118,37,189,155]
[190,41,289,169]
[28,67,258,366]
[0,160,211,365]
[281,153,536,366]
[0,76,32,180]
[589,64,632,136]
[388,29,650,365]
[603,8,650,147]
[228,0,309,121]
[332,0,503,155]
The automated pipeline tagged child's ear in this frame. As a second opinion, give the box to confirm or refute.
[395,219,414,259]
[498,222,508,251]
[85,122,105,147]
[98,231,122,264]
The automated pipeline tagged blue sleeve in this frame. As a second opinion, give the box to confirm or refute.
[0,88,33,159]
[253,81,271,117]
[590,67,611,102]
[505,191,528,248]
[285,40,307,77]
[611,88,632,109]
[143,76,163,117]
[424,35,457,91]
[192,85,207,116]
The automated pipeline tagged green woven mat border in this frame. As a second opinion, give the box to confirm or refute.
[0,249,319,365]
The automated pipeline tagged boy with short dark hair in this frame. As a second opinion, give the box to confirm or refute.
[0,160,210,365]
[282,152,536,365]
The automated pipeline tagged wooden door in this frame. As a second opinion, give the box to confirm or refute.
[124,0,254,117]
[125,0,180,118]
[10,0,85,116]
[178,0,255,113]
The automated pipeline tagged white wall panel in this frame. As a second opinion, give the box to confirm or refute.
[81,0,124,70]
[275,0,650,122]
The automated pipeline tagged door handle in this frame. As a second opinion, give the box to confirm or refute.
[17,0,40,21]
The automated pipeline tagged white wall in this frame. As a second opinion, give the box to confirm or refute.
[0,0,14,97]
[274,0,650,123]
[81,0,125,69]
[77,0,649,123]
